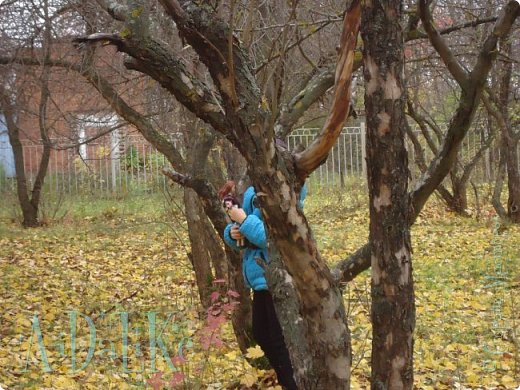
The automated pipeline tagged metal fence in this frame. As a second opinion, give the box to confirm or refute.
[287,126,366,190]
[0,123,516,197]
[0,134,173,196]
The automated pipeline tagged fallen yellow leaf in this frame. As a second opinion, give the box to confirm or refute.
[245,345,264,359]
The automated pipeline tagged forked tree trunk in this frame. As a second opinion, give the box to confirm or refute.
[361,1,415,389]
[1,81,51,228]
[1,3,53,228]
[74,0,357,385]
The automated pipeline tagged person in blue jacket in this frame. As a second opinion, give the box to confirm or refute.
[221,181,306,390]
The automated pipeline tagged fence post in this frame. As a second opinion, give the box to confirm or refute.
[110,129,120,192]
[360,121,367,178]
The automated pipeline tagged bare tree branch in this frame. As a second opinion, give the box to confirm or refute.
[407,100,439,155]
[411,0,520,219]
[293,0,361,180]
[406,16,498,41]
[460,120,496,185]
[418,0,469,86]
[254,17,339,74]
[274,66,334,138]
[73,34,230,140]
[158,0,258,119]
[162,167,228,233]
[1,54,187,171]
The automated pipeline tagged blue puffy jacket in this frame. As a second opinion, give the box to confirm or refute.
[223,185,307,291]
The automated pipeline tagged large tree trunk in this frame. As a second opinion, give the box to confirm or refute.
[498,39,520,223]
[0,85,50,228]
[5,115,39,227]
[492,151,507,217]
[361,1,415,389]
[226,245,254,353]
[251,167,352,389]
[1,3,53,228]
[184,187,215,308]
[449,177,468,214]
[182,120,254,350]
[201,212,228,281]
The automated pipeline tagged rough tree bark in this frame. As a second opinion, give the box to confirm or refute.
[361,1,414,388]
[184,187,214,308]
[86,3,256,350]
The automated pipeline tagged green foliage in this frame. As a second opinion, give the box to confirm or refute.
[122,145,143,173]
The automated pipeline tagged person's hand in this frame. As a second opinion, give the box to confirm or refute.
[227,207,247,223]
[230,225,244,241]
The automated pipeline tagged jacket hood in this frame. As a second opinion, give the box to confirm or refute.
[242,185,307,215]
[242,186,257,215]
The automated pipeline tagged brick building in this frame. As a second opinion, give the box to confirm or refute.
[0,44,165,192]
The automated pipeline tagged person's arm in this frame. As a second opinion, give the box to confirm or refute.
[223,223,241,251]
[227,205,267,249]
[239,214,267,249]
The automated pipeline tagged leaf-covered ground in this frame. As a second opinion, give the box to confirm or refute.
[0,189,518,389]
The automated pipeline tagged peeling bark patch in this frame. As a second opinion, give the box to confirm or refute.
[389,356,405,389]
[268,140,276,161]
[287,204,308,241]
[374,184,392,211]
[180,72,194,90]
[279,181,291,212]
[377,112,391,136]
[384,4,398,20]
[395,245,410,286]
[384,72,401,100]
[385,332,393,350]
[283,270,294,285]
[326,355,350,380]
[366,56,379,95]
[383,283,395,297]
[216,74,235,104]
[372,254,381,284]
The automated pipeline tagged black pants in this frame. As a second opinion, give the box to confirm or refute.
[252,290,297,390]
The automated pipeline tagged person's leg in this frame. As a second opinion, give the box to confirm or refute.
[252,290,270,352]
[252,290,297,389]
